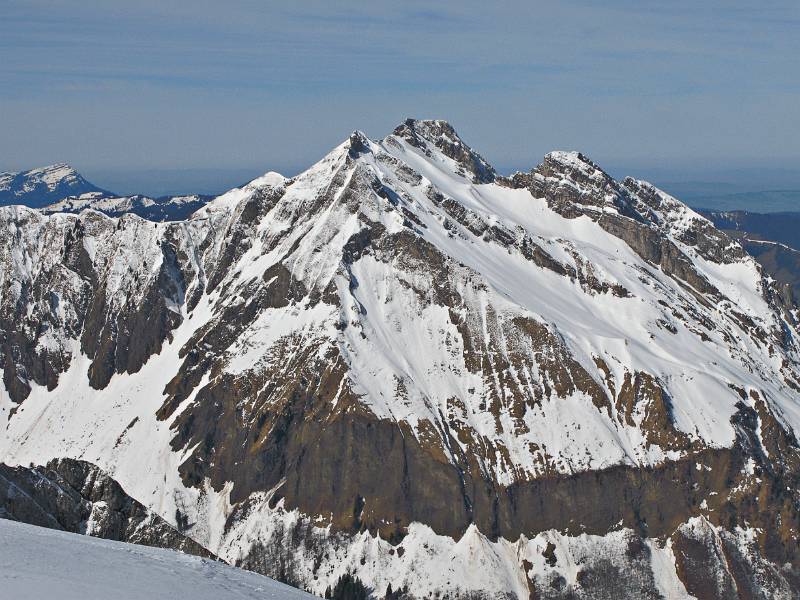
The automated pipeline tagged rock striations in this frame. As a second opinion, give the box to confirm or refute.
[1,120,799,599]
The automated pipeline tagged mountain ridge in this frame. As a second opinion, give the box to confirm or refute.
[0,162,212,221]
[0,457,211,556]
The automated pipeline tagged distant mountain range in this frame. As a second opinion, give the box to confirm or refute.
[701,210,800,250]
[41,191,211,222]
[0,164,109,208]
[0,164,211,221]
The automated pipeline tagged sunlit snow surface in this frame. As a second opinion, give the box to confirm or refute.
[0,164,80,194]
[0,519,315,600]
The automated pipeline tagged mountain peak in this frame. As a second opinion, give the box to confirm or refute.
[26,163,81,186]
[540,150,611,183]
[34,162,73,171]
[0,163,109,208]
[392,118,457,139]
[389,118,496,183]
[347,130,373,157]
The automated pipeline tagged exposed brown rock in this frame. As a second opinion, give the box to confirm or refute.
[0,458,212,557]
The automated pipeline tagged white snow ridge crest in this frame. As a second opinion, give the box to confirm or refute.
[1,119,799,599]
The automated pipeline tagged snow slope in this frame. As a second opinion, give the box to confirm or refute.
[0,519,316,600]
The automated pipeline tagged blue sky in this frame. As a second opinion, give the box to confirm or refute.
[2,1,799,193]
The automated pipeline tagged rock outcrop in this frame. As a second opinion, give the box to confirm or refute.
[0,458,212,557]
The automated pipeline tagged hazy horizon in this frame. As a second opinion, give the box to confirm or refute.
[66,150,800,206]
[75,162,800,202]
[5,147,800,211]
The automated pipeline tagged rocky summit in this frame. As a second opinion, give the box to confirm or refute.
[1,119,799,599]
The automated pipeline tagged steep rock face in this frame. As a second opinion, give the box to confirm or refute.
[0,457,211,557]
[0,164,109,208]
[1,120,799,599]
[0,208,207,400]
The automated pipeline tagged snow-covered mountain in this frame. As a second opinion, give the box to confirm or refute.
[1,519,315,600]
[0,163,211,221]
[0,164,109,208]
[1,119,798,599]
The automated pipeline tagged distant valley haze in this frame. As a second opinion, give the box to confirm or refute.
[54,161,800,213]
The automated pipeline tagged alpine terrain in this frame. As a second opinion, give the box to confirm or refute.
[1,119,799,599]
[0,163,210,221]
[702,210,800,301]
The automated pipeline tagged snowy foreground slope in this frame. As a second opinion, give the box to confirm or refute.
[0,458,211,556]
[0,119,799,598]
[0,519,314,600]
